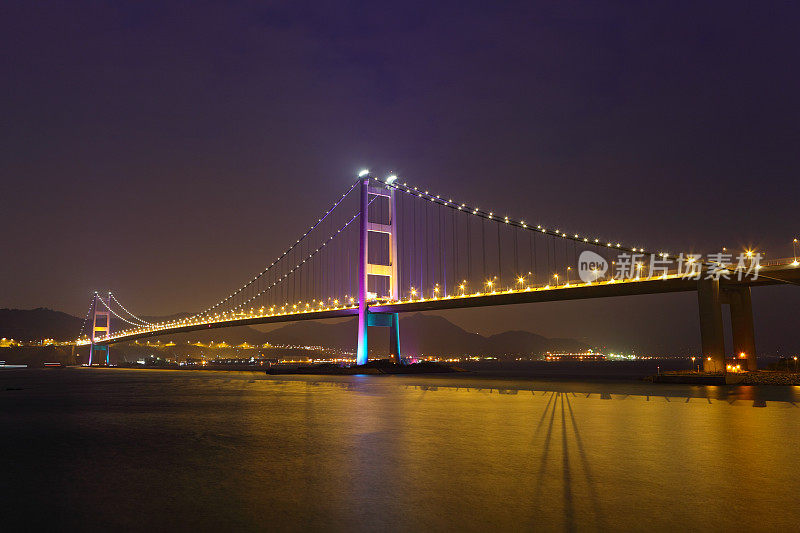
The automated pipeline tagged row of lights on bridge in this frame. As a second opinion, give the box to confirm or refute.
[80,170,798,342]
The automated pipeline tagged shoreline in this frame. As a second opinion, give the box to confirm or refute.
[6,366,800,404]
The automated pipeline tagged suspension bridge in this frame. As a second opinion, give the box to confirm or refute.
[76,171,800,372]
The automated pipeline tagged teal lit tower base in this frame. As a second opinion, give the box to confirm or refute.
[357,310,401,365]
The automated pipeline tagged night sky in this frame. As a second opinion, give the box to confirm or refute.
[2,1,798,353]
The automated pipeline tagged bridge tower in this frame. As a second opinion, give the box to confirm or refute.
[356,175,401,365]
[88,292,111,366]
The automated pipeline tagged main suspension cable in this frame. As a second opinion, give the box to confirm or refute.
[374,176,654,258]
[97,297,151,328]
[109,292,153,325]
[231,197,378,311]
[76,294,96,339]
[192,180,360,319]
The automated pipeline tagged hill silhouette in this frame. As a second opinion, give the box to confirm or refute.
[0,308,84,341]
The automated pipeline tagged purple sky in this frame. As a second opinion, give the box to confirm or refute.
[2,1,798,353]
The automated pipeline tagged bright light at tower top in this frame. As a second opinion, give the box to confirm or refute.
[385,174,398,184]
[357,169,370,177]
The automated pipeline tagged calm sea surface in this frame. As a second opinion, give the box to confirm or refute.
[2,367,800,531]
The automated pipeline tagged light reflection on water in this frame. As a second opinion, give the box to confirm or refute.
[1,368,799,531]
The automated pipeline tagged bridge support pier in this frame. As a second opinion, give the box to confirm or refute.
[358,311,401,364]
[389,312,401,362]
[727,286,757,371]
[90,344,109,366]
[698,279,725,372]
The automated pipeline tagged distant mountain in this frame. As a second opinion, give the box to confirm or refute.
[484,330,588,356]
[393,314,487,356]
[264,313,589,357]
[0,308,589,357]
[0,308,84,341]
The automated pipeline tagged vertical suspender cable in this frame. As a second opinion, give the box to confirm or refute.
[564,238,568,280]
[427,201,432,296]
[553,237,558,280]
[546,234,551,278]
[300,238,304,304]
[414,196,418,292]
[440,207,445,296]
[293,245,297,304]
[467,213,472,281]
[530,231,535,284]
[573,240,577,279]
[481,217,486,282]
[347,225,351,301]
[497,220,502,289]
[452,208,457,289]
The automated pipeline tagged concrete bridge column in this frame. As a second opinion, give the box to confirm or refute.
[698,279,725,372]
[728,286,757,370]
[389,313,401,364]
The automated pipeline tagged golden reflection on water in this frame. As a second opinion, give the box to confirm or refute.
[230,376,800,531]
[1,369,799,531]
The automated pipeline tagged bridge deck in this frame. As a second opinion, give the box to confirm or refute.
[85,263,799,346]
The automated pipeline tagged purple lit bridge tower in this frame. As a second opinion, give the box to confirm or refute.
[88,292,111,366]
[356,173,401,365]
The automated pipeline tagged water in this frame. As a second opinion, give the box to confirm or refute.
[2,368,799,531]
